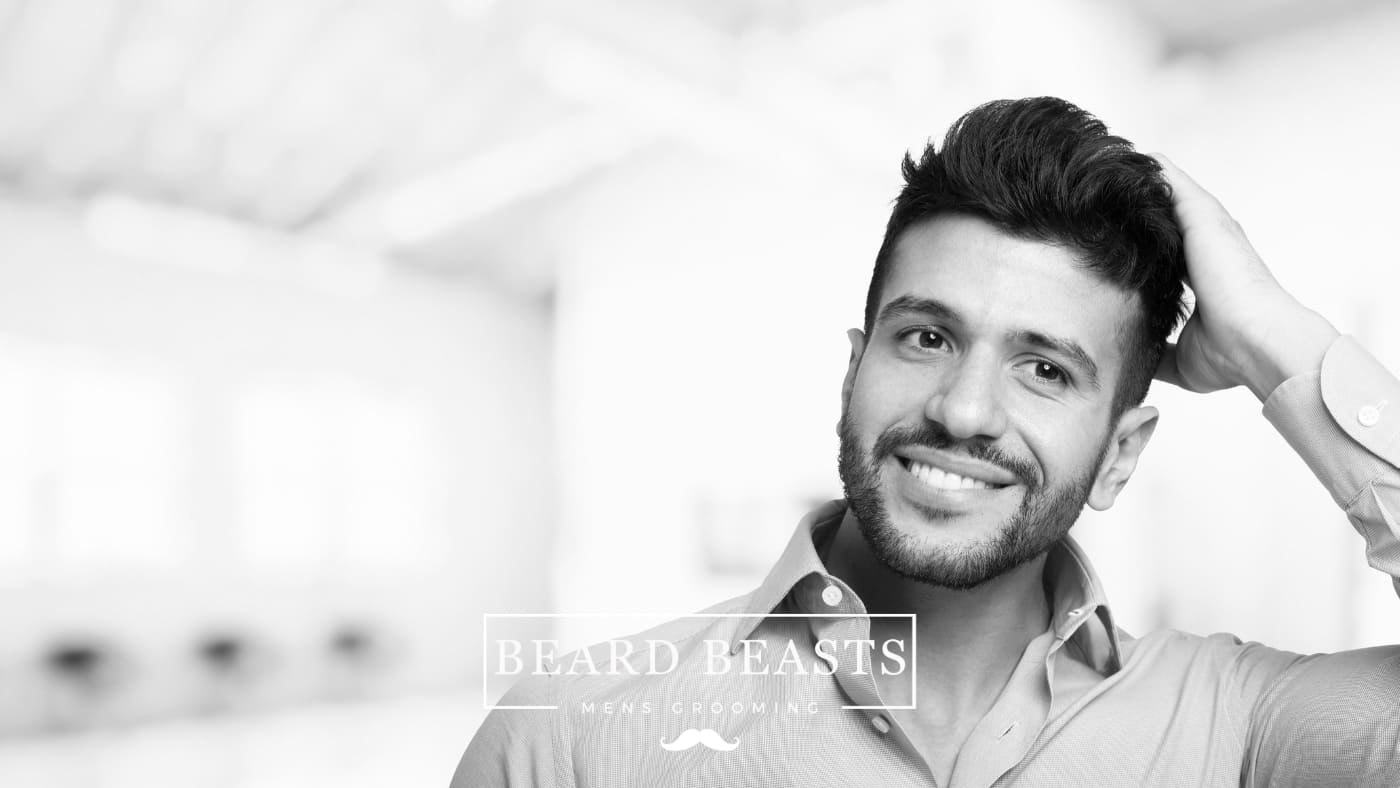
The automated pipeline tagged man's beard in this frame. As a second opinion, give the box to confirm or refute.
[837,414,1106,590]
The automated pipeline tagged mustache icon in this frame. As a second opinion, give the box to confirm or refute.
[659,728,740,752]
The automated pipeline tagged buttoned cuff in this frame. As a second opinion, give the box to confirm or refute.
[1319,336,1400,465]
[1262,335,1400,508]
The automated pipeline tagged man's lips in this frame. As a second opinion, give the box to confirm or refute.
[891,448,1022,489]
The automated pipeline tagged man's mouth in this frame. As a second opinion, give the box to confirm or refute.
[895,456,1016,492]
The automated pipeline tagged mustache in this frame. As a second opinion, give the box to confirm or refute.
[873,423,1038,487]
[659,728,741,751]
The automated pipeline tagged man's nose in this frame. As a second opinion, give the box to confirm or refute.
[923,352,1008,441]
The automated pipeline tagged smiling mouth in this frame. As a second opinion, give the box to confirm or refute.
[897,457,1013,492]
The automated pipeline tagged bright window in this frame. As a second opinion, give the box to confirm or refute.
[0,338,187,583]
[233,379,444,576]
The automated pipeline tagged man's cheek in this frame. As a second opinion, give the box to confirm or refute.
[856,386,916,427]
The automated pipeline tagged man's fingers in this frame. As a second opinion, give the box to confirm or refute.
[1148,153,1234,234]
[1151,153,1272,281]
[1149,153,1213,207]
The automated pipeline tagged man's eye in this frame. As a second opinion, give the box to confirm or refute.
[1030,360,1066,384]
[913,330,946,350]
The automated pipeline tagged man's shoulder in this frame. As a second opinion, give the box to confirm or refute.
[1121,626,1255,657]
[509,589,764,700]
[565,588,756,660]
[625,589,757,646]
[458,587,794,785]
[1118,626,1310,681]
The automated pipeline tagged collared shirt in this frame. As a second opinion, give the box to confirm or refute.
[454,336,1400,787]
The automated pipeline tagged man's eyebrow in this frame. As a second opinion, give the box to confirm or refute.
[876,295,960,326]
[877,294,1102,391]
[1010,330,1101,390]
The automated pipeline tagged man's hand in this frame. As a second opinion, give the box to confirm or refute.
[1151,155,1339,401]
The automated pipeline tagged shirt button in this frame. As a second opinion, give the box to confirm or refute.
[821,585,843,607]
[871,715,891,734]
[1358,405,1382,427]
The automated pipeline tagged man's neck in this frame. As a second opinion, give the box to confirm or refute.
[825,512,1052,725]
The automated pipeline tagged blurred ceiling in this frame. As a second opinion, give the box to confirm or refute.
[0,0,1389,295]
[1127,0,1397,53]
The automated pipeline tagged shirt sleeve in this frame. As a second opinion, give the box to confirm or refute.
[449,675,570,788]
[1239,334,1400,785]
[1262,334,1400,593]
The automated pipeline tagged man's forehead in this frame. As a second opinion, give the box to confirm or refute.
[880,216,1140,364]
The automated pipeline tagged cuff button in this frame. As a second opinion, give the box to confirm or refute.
[1358,405,1382,427]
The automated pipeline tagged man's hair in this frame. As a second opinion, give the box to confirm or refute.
[863,97,1188,417]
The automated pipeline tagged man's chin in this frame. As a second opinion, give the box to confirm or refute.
[861,532,1015,590]
[852,494,1051,590]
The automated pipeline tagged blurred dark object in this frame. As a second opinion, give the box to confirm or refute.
[199,635,246,670]
[326,620,401,698]
[47,644,106,681]
[330,625,375,661]
[194,628,272,713]
[41,636,129,730]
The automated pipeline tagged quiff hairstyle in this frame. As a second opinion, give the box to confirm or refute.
[864,97,1188,417]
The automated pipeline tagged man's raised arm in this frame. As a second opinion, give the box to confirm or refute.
[1152,155,1400,784]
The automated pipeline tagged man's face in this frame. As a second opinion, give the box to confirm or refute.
[838,213,1142,589]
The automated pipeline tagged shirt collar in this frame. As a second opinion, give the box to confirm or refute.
[729,499,1124,676]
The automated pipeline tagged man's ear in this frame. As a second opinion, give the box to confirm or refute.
[1088,405,1159,511]
[839,328,867,421]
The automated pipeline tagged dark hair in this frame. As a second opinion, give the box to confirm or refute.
[864,97,1187,417]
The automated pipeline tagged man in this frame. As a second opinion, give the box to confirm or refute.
[455,97,1400,786]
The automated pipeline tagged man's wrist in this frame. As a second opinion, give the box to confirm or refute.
[1238,305,1339,401]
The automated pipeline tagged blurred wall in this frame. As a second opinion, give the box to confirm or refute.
[0,196,554,733]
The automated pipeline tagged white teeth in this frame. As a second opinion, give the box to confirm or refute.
[908,461,992,491]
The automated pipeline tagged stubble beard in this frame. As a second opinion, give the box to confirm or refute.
[837,413,1106,590]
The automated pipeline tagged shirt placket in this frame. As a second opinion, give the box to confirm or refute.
[803,575,937,782]
[802,575,1069,787]
[942,630,1054,787]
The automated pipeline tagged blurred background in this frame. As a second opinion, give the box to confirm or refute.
[1,0,1399,784]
